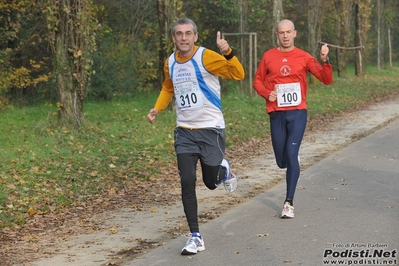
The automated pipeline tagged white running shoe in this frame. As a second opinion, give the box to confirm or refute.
[281,202,295,218]
[181,233,205,255]
[224,172,237,192]
[220,159,238,193]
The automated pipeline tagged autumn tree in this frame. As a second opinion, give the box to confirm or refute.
[0,1,51,107]
[44,0,97,129]
[1,0,398,103]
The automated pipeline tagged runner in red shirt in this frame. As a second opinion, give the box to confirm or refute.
[253,19,333,218]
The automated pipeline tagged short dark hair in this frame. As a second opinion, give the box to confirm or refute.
[171,18,198,34]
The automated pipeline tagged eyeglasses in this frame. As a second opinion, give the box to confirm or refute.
[174,31,195,38]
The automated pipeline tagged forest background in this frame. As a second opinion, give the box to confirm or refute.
[0,0,398,229]
[1,0,398,107]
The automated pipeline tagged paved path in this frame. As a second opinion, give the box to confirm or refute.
[132,119,399,266]
[29,98,399,266]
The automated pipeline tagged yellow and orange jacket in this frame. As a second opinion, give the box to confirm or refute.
[153,45,245,129]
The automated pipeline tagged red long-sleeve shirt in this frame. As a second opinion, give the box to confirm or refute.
[253,47,333,113]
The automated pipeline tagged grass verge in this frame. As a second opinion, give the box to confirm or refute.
[0,65,398,228]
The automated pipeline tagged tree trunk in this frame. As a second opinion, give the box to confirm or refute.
[354,3,363,76]
[334,0,354,78]
[47,0,96,129]
[354,0,371,76]
[388,28,392,67]
[157,0,181,89]
[239,0,247,93]
[379,0,385,67]
[54,0,84,129]
[307,0,321,85]
[376,0,382,70]
[272,0,284,46]
[385,0,398,68]
[55,34,84,128]
[157,0,168,88]
[307,0,321,58]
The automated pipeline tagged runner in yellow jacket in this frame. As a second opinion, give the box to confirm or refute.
[146,18,245,256]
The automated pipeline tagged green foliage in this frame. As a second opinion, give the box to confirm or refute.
[367,0,399,66]
[0,0,52,106]
[0,0,399,104]
[89,0,158,99]
[90,36,159,99]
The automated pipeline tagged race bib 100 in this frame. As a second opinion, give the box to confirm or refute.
[276,82,302,107]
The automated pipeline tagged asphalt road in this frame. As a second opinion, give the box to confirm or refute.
[132,119,399,266]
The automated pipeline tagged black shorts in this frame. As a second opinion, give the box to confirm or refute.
[174,127,226,166]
